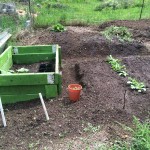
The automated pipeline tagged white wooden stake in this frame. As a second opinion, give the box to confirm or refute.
[39,93,49,121]
[0,97,7,127]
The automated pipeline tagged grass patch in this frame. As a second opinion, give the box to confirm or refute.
[1,0,150,31]
[85,117,150,150]
[110,117,150,150]
[33,0,150,28]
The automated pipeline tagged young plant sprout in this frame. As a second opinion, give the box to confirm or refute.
[127,77,146,93]
[107,55,128,77]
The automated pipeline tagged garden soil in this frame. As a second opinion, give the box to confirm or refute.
[0,20,150,150]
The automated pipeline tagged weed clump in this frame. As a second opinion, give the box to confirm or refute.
[102,26,132,42]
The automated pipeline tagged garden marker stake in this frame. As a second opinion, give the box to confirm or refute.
[39,93,49,121]
[0,97,7,127]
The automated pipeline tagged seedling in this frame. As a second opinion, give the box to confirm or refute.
[52,24,66,32]
[127,77,146,92]
[102,26,132,42]
[107,55,128,77]
[16,68,29,73]
[83,123,100,133]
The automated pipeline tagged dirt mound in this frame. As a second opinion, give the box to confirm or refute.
[99,20,150,30]
[19,22,149,59]
[1,56,150,149]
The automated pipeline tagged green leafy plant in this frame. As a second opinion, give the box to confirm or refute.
[102,26,132,42]
[107,55,128,77]
[127,77,146,92]
[52,23,66,32]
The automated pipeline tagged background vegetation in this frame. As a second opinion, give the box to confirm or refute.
[0,0,150,31]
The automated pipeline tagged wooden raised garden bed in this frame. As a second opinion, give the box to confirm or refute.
[0,45,62,104]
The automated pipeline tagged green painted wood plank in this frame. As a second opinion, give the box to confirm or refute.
[1,94,41,104]
[59,47,62,67]
[45,85,58,98]
[0,85,46,95]
[0,73,55,86]
[57,74,62,95]
[13,45,53,54]
[55,45,59,74]
[0,46,12,70]
[12,53,55,64]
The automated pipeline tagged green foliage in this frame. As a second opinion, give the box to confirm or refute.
[130,117,150,150]
[107,55,128,77]
[127,77,146,93]
[34,0,150,28]
[102,26,132,42]
[52,23,66,32]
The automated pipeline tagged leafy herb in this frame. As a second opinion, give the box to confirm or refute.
[127,77,146,92]
[107,55,128,77]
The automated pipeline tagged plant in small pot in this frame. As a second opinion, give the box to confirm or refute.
[67,84,82,102]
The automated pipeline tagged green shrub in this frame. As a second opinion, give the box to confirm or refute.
[102,26,132,42]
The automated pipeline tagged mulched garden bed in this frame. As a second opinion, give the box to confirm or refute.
[0,20,150,150]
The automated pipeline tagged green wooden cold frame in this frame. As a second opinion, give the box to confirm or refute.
[0,45,62,104]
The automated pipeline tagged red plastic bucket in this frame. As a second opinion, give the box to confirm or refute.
[68,84,82,102]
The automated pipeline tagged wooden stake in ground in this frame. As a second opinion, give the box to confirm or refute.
[0,97,7,127]
[139,0,145,20]
[39,93,49,121]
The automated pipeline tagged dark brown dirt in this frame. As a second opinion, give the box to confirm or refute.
[18,20,150,59]
[0,20,150,150]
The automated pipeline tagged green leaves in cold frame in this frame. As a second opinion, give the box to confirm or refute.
[107,55,128,77]
[17,68,29,73]
[102,26,132,42]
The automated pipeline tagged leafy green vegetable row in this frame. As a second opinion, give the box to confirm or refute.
[107,55,146,93]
